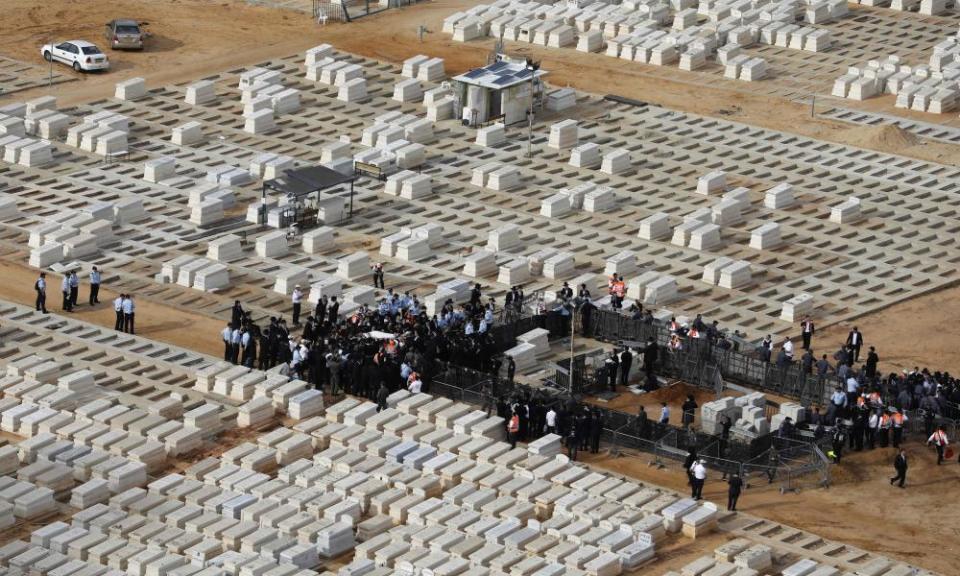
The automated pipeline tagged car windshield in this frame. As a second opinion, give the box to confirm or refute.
[81,46,102,55]
[116,25,140,34]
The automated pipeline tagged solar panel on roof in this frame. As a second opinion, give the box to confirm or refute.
[513,69,533,79]
[487,61,510,72]
[492,75,514,86]
[463,68,486,79]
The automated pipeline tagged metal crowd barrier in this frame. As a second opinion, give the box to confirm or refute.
[583,309,830,405]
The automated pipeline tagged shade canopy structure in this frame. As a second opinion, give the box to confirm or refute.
[263,165,355,200]
[257,165,357,226]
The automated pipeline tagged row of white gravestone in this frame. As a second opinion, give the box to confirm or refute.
[159,255,229,291]
[833,36,960,112]
[24,199,143,268]
[447,0,789,81]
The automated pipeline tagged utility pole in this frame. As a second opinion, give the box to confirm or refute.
[570,303,576,386]
[569,300,583,394]
[526,59,539,159]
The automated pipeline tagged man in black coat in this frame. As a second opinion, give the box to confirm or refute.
[681,395,698,430]
[719,415,732,458]
[231,301,244,330]
[315,296,328,323]
[889,448,907,488]
[636,405,649,439]
[328,297,339,324]
[577,410,591,451]
[643,338,658,375]
[620,348,633,387]
[683,448,698,486]
[846,326,864,363]
[580,299,595,337]
[605,351,619,391]
[590,409,602,453]
[801,349,814,375]
[800,316,814,350]
[864,347,879,379]
[727,473,743,511]
[376,381,389,412]
[567,424,578,461]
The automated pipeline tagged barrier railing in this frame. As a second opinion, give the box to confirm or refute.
[583,309,831,405]
[598,420,830,492]
[422,308,953,485]
[431,361,788,464]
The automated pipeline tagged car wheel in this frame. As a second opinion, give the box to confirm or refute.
[72,61,81,72]
[43,51,52,62]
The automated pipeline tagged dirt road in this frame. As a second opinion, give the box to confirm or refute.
[0,0,319,106]
[0,260,223,359]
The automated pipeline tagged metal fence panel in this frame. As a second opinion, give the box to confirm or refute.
[583,309,833,405]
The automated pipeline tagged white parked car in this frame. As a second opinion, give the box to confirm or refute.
[40,40,110,72]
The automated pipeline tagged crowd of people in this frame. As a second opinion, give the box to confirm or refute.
[498,395,607,461]
[211,266,960,499]
[800,347,960,466]
[218,285,513,401]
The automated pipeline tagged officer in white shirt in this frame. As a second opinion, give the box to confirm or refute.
[61,274,73,312]
[221,323,233,361]
[89,266,102,305]
[240,329,251,357]
[846,375,859,395]
[291,285,304,326]
[122,295,135,334]
[114,294,125,330]
[34,272,48,313]
[690,459,707,500]
[68,271,79,308]
[230,325,242,364]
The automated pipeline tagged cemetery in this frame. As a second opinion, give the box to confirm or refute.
[0,308,934,575]
[0,0,958,574]
[0,42,952,341]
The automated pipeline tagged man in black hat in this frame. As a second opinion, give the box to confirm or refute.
[889,448,907,488]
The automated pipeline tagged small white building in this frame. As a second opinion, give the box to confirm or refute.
[452,57,548,126]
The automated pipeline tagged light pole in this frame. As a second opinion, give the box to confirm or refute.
[568,298,584,393]
[525,59,539,159]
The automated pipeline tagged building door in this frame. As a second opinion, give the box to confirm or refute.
[490,89,502,120]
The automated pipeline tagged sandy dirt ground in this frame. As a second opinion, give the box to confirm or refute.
[811,284,960,375]
[0,0,319,107]
[1,1,959,573]
[585,379,722,430]
[0,259,224,359]
[580,435,960,575]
